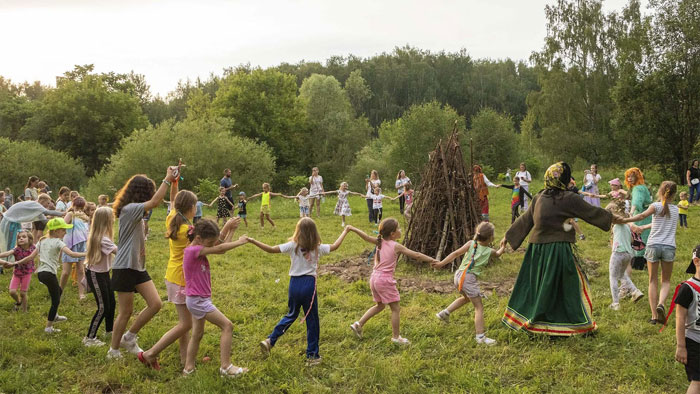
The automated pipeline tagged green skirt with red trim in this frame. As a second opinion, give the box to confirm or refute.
[502,242,596,336]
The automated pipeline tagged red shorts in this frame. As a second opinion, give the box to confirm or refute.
[9,274,32,292]
[369,273,400,304]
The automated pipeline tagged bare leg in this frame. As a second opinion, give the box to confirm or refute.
[265,214,275,228]
[358,303,386,326]
[388,302,401,339]
[315,198,321,217]
[341,215,346,226]
[76,262,86,297]
[203,309,235,369]
[8,289,19,304]
[259,212,264,227]
[243,217,248,227]
[471,297,485,335]
[142,304,192,365]
[111,292,134,350]
[446,296,470,313]
[185,317,205,372]
[648,261,659,319]
[59,262,72,290]
[688,380,700,394]
[20,291,28,312]
[659,260,674,306]
[128,280,162,334]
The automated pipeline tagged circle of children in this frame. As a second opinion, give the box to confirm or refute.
[0,161,698,389]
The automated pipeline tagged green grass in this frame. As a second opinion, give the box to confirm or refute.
[0,183,694,393]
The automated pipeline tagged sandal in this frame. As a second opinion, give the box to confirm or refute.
[219,364,248,378]
[391,336,411,345]
[649,318,657,325]
[656,304,667,325]
[350,322,363,339]
[13,302,20,312]
[137,351,161,371]
[182,367,196,376]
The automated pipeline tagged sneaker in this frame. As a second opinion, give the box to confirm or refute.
[436,310,450,323]
[391,336,410,345]
[306,356,322,366]
[120,334,143,355]
[475,335,496,346]
[631,289,644,303]
[106,348,123,359]
[578,234,586,240]
[609,303,620,311]
[259,338,271,357]
[656,304,667,324]
[53,315,67,322]
[44,326,61,334]
[618,287,631,300]
[219,364,247,378]
[83,336,106,347]
[350,322,363,339]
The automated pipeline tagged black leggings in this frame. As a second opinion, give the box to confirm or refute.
[366,199,374,223]
[373,208,383,224]
[399,195,406,214]
[37,272,62,322]
[86,269,116,338]
[511,205,521,224]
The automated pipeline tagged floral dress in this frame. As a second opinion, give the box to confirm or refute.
[217,197,231,219]
[334,190,352,216]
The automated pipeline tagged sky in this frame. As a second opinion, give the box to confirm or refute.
[0,0,645,97]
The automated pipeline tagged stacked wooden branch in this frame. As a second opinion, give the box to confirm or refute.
[403,128,481,267]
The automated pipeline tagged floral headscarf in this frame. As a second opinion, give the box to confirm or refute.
[544,162,571,191]
[624,168,645,189]
[473,165,488,200]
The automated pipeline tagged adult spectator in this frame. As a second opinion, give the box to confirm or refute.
[0,194,63,259]
[365,170,381,224]
[687,159,700,204]
[515,163,532,210]
[4,188,13,209]
[308,167,324,217]
[24,176,39,201]
[395,170,411,215]
[220,168,238,215]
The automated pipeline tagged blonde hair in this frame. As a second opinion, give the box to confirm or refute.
[86,207,114,268]
[263,183,271,191]
[657,181,677,217]
[290,217,321,259]
[605,201,627,218]
[340,182,349,189]
[680,191,689,200]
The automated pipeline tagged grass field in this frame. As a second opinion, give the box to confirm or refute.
[0,179,695,393]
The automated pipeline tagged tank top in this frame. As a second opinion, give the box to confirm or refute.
[261,192,270,207]
[373,239,398,276]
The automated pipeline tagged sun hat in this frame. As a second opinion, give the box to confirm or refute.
[47,218,73,231]
[608,178,622,187]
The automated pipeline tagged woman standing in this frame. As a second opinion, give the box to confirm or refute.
[502,162,623,336]
[308,167,324,218]
[583,164,602,207]
[687,160,700,204]
[24,176,39,201]
[473,165,500,222]
[365,171,381,224]
[395,170,411,215]
[515,163,532,210]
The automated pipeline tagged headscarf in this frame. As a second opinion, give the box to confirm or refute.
[624,167,645,189]
[473,165,488,201]
[544,162,572,191]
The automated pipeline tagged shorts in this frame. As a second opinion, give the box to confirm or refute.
[186,295,218,319]
[369,273,400,304]
[454,270,482,298]
[9,273,32,292]
[238,213,247,219]
[300,206,310,215]
[261,205,270,215]
[686,337,700,381]
[165,279,186,304]
[644,245,676,262]
[62,241,86,263]
[111,268,152,293]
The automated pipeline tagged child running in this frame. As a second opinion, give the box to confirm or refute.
[673,245,700,394]
[248,183,286,229]
[0,230,36,312]
[323,182,364,227]
[249,218,350,365]
[347,219,436,344]
[60,197,89,300]
[83,207,117,347]
[605,201,644,311]
[182,219,248,378]
[237,192,248,227]
[433,222,506,345]
[210,187,235,227]
[679,192,690,229]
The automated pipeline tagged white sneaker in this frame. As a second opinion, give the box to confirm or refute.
[609,303,621,311]
[391,336,411,345]
[436,310,450,323]
[53,315,67,322]
[350,322,363,339]
[83,336,106,347]
[120,334,143,355]
[475,335,496,346]
[106,348,123,360]
[44,326,61,334]
[631,289,644,303]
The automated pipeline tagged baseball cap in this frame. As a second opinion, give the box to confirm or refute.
[239,191,246,196]
[47,218,73,231]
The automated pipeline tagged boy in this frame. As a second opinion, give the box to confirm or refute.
[680,192,690,228]
[674,245,700,393]
[237,192,248,227]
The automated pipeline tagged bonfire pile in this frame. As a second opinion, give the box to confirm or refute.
[403,127,481,268]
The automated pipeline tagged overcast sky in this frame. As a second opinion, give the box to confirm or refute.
[0,0,644,96]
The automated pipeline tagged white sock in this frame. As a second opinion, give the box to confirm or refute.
[108,348,120,354]
[123,331,136,341]
[475,333,485,339]
[443,310,450,315]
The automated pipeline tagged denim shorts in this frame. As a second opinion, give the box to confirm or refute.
[644,245,676,262]
[300,206,310,215]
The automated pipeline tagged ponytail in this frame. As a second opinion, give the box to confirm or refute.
[657,181,677,217]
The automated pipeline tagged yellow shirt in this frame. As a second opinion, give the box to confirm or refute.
[164,209,190,286]
[261,191,271,207]
[679,200,689,215]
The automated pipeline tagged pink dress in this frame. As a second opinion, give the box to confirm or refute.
[369,239,400,303]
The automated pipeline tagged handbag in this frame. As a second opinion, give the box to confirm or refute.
[631,231,646,251]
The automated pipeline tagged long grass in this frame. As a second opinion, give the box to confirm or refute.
[0,179,694,393]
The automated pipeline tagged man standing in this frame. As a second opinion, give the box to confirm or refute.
[220,168,238,215]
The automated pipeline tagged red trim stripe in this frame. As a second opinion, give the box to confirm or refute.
[503,312,596,335]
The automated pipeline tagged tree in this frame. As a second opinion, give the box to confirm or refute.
[344,69,373,117]
[468,108,519,175]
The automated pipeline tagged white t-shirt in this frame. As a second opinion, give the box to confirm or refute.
[515,171,532,186]
[36,238,67,275]
[88,236,117,273]
[647,202,679,248]
[56,200,69,212]
[395,177,411,194]
[278,241,331,277]
[585,173,602,187]
[372,194,387,209]
[309,175,323,194]
[297,195,310,208]
[366,179,381,198]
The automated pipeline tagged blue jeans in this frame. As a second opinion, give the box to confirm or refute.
[680,214,688,228]
[690,183,700,203]
[268,275,319,358]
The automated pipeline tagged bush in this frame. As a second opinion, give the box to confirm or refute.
[0,138,86,197]
[287,175,308,192]
[468,108,518,176]
[344,140,394,195]
[83,118,276,200]
[194,178,220,202]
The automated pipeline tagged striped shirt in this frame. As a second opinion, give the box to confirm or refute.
[647,202,678,247]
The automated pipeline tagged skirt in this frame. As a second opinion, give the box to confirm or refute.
[334,199,351,216]
[583,184,601,207]
[502,242,596,336]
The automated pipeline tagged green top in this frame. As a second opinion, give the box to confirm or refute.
[631,185,652,256]
[457,241,492,276]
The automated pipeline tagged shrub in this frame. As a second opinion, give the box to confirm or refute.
[287,175,308,192]
[194,178,220,202]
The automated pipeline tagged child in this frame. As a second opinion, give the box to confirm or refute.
[605,201,644,310]
[290,187,314,218]
[0,230,36,312]
[324,182,365,227]
[249,219,350,365]
[56,187,71,212]
[182,219,248,377]
[398,184,415,222]
[593,178,628,202]
[194,200,204,224]
[209,187,235,227]
[347,219,436,344]
[679,191,690,228]
[370,187,398,225]
[85,202,97,222]
[60,197,89,300]
[14,218,86,333]
[433,222,506,345]
[500,177,533,224]
[673,245,700,394]
[83,207,117,347]
[237,192,248,227]
[505,168,512,183]
[98,194,110,208]
[248,183,286,229]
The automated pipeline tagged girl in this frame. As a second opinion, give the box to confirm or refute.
[98,194,110,208]
[14,218,86,333]
[433,222,506,345]
[83,207,117,347]
[398,184,415,222]
[593,178,628,202]
[395,170,411,215]
[250,218,350,365]
[500,176,533,224]
[210,187,235,227]
[56,187,71,212]
[605,201,644,311]
[248,183,285,229]
[370,187,398,225]
[583,164,602,207]
[182,219,248,377]
[60,197,89,300]
[347,219,436,344]
[515,163,532,210]
[108,166,177,360]
[0,230,36,312]
[289,187,314,218]
[324,182,365,227]
[473,165,500,222]
[24,176,39,201]
[308,167,324,218]
[623,181,679,324]
[365,170,381,224]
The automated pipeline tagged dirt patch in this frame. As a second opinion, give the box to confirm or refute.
[319,251,515,297]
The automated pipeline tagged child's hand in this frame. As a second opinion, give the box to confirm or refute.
[224,217,241,231]
[166,166,178,182]
[676,346,688,365]
[431,260,445,268]
[233,184,239,188]
[238,235,248,243]
[499,238,507,250]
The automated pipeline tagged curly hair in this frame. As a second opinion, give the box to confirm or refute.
[112,175,156,218]
[624,168,645,189]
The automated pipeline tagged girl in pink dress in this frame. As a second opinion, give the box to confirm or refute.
[347,219,436,344]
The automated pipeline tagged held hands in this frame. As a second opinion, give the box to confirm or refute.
[223,217,241,232]
[431,258,447,269]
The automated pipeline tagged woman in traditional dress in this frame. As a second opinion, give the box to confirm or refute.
[502,162,623,336]
[473,165,500,222]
